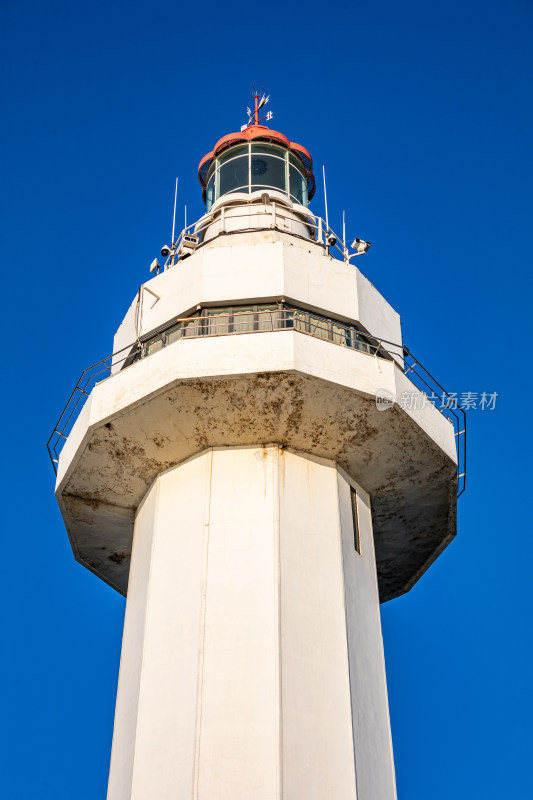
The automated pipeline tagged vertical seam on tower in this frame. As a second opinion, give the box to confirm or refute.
[336,471,359,800]
[130,477,161,800]
[274,446,283,800]
[364,493,398,800]
[193,447,214,800]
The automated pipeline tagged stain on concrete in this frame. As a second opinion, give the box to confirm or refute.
[58,369,457,603]
[108,551,131,565]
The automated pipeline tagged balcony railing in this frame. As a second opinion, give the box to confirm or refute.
[47,307,466,496]
[125,309,384,364]
[163,201,367,268]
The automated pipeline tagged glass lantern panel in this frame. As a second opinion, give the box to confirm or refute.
[289,164,307,205]
[251,143,286,156]
[219,155,249,197]
[206,173,216,210]
[251,154,286,192]
[218,144,248,164]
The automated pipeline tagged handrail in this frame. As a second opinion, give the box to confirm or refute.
[163,201,365,268]
[47,308,466,496]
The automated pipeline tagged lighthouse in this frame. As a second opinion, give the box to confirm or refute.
[49,92,465,800]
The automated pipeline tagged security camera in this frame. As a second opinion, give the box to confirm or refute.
[161,244,172,258]
[326,234,337,247]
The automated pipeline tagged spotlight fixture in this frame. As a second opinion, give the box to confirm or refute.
[352,238,371,254]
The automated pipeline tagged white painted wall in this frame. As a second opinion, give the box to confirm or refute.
[106,480,158,800]
[107,446,396,800]
[337,468,397,799]
[112,232,402,360]
[278,451,357,799]
[196,447,280,800]
[200,191,314,242]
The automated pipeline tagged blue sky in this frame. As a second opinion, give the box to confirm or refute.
[1,0,532,796]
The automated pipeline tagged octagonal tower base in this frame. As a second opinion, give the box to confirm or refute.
[107,445,396,800]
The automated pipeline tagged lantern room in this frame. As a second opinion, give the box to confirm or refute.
[198,126,316,211]
[189,94,331,248]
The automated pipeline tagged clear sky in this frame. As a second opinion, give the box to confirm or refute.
[2,0,532,797]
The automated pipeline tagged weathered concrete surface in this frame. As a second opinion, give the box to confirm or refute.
[55,330,457,602]
[107,447,397,800]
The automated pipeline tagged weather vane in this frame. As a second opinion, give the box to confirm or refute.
[241,86,273,131]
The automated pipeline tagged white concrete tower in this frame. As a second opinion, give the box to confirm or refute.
[50,93,464,800]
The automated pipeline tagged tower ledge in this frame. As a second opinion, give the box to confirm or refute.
[56,327,457,602]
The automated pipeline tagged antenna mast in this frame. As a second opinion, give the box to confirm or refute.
[171,178,178,244]
[323,166,329,232]
[343,210,346,248]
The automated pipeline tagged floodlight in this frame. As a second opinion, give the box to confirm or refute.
[352,238,371,254]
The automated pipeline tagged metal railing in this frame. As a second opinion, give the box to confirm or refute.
[165,202,365,268]
[47,308,466,496]
[130,309,384,362]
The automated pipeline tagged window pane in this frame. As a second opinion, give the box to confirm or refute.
[166,325,182,345]
[251,143,286,156]
[293,311,310,333]
[210,314,232,335]
[289,152,304,169]
[331,323,348,346]
[289,164,307,205]
[145,338,163,356]
[218,144,248,164]
[269,309,293,329]
[219,155,249,196]
[350,487,361,554]
[308,317,329,340]
[182,318,202,337]
[207,307,231,316]
[206,308,232,335]
[206,173,215,210]
[251,154,286,192]
[231,307,253,332]
[355,332,371,354]
[256,308,278,331]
